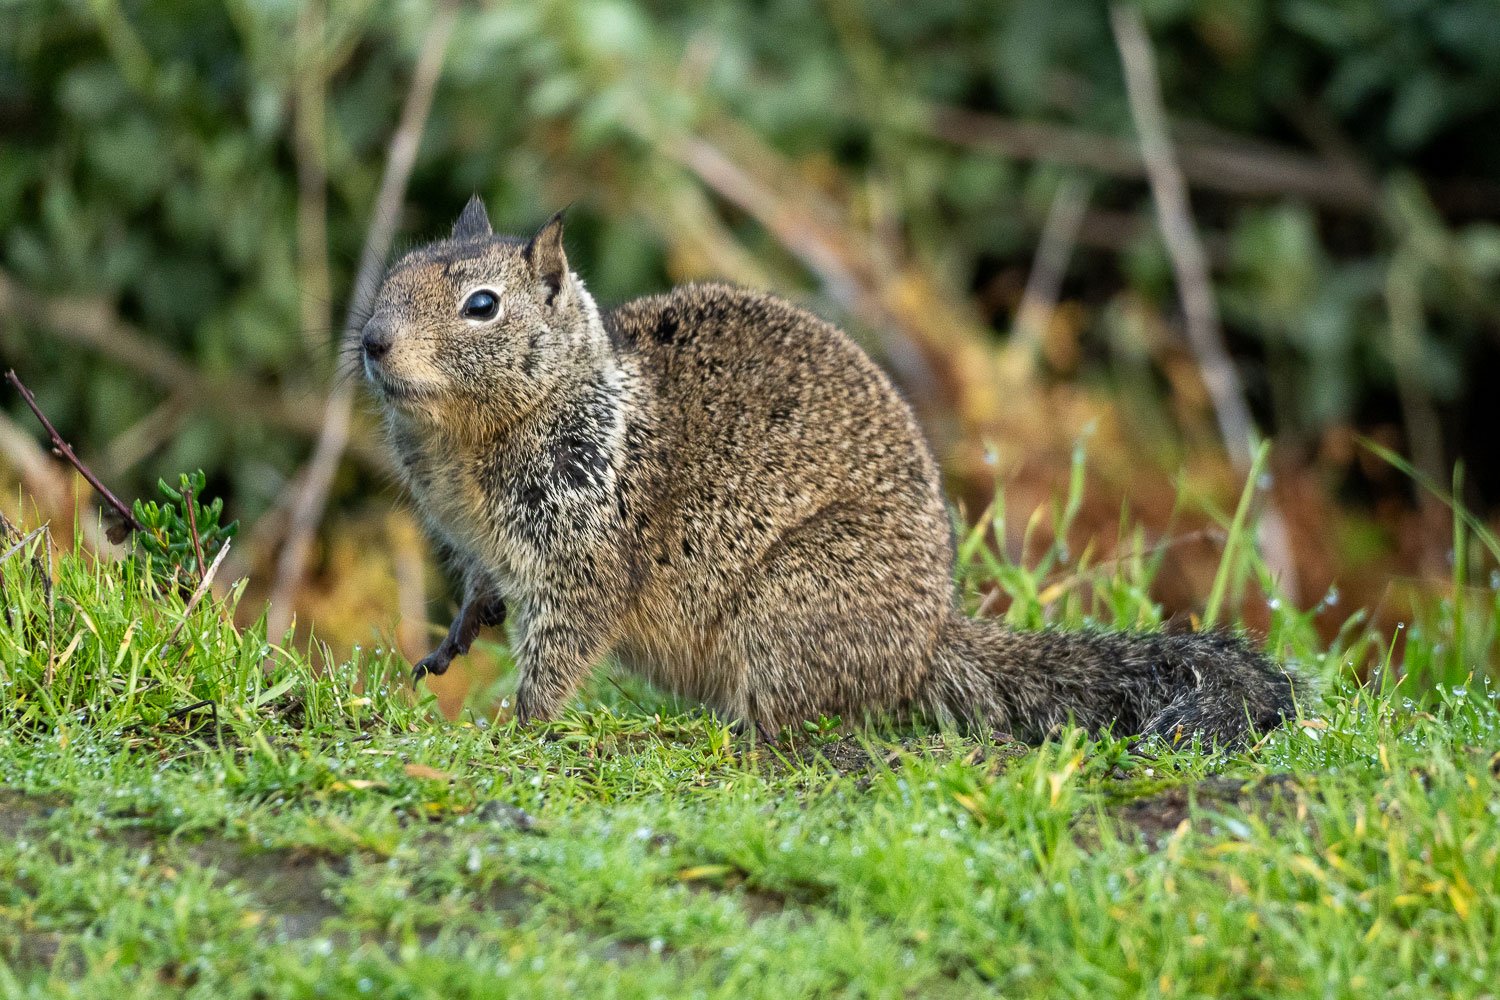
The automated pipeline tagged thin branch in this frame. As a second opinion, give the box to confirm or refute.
[924,105,1379,215]
[1111,7,1254,471]
[266,5,457,643]
[0,525,48,566]
[0,271,391,470]
[1384,258,1446,491]
[1009,176,1091,371]
[181,481,208,580]
[293,0,333,356]
[1385,251,1448,569]
[4,369,143,533]
[389,509,430,664]
[162,539,232,651]
[0,412,112,552]
[1110,6,1298,597]
[663,132,958,411]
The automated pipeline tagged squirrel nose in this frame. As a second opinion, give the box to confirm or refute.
[361,318,394,361]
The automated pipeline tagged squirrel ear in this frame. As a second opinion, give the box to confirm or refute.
[451,195,493,241]
[524,209,569,305]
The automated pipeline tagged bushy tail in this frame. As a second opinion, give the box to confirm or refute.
[925,616,1296,746]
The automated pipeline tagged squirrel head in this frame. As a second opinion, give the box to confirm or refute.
[360,198,604,430]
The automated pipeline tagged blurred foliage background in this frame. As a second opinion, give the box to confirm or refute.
[2,0,1499,706]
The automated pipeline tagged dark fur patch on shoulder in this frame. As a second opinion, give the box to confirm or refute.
[552,437,609,491]
[653,306,681,344]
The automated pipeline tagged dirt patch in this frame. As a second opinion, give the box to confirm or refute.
[0,796,541,973]
[0,788,64,839]
[187,841,350,941]
[681,877,800,925]
[3,929,66,971]
[1108,773,1301,845]
[1,790,362,957]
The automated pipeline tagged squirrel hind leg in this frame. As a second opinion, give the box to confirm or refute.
[710,503,950,730]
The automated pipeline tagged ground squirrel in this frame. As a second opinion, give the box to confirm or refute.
[360,198,1295,743]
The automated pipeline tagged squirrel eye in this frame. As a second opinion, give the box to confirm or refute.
[460,289,500,321]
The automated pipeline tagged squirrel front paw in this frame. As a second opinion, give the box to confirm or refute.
[412,646,456,682]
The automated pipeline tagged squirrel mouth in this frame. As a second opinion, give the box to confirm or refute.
[365,366,433,406]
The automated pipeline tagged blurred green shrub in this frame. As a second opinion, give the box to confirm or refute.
[1,0,1498,525]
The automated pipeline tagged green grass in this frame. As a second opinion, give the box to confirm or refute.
[1,481,1499,998]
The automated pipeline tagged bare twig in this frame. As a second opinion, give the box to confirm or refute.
[101,395,186,479]
[4,368,143,533]
[38,524,54,687]
[266,6,457,643]
[0,520,60,685]
[0,271,391,470]
[293,0,333,356]
[389,510,430,664]
[162,538,232,651]
[1385,251,1448,566]
[0,412,112,552]
[181,481,208,580]
[924,106,1379,215]
[1110,6,1298,597]
[662,131,1002,432]
[1110,8,1253,471]
[0,511,13,668]
[1009,176,1091,372]
[0,526,48,566]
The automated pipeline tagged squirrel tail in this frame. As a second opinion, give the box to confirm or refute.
[924,615,1296,745]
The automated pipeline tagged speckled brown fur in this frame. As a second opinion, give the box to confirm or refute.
[361,199,1295,744]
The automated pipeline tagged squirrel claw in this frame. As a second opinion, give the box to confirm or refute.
[731,718,780,746]
[412,649,454,683]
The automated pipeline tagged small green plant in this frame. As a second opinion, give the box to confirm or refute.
[132,470,238,584]
[801,714,843,740]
